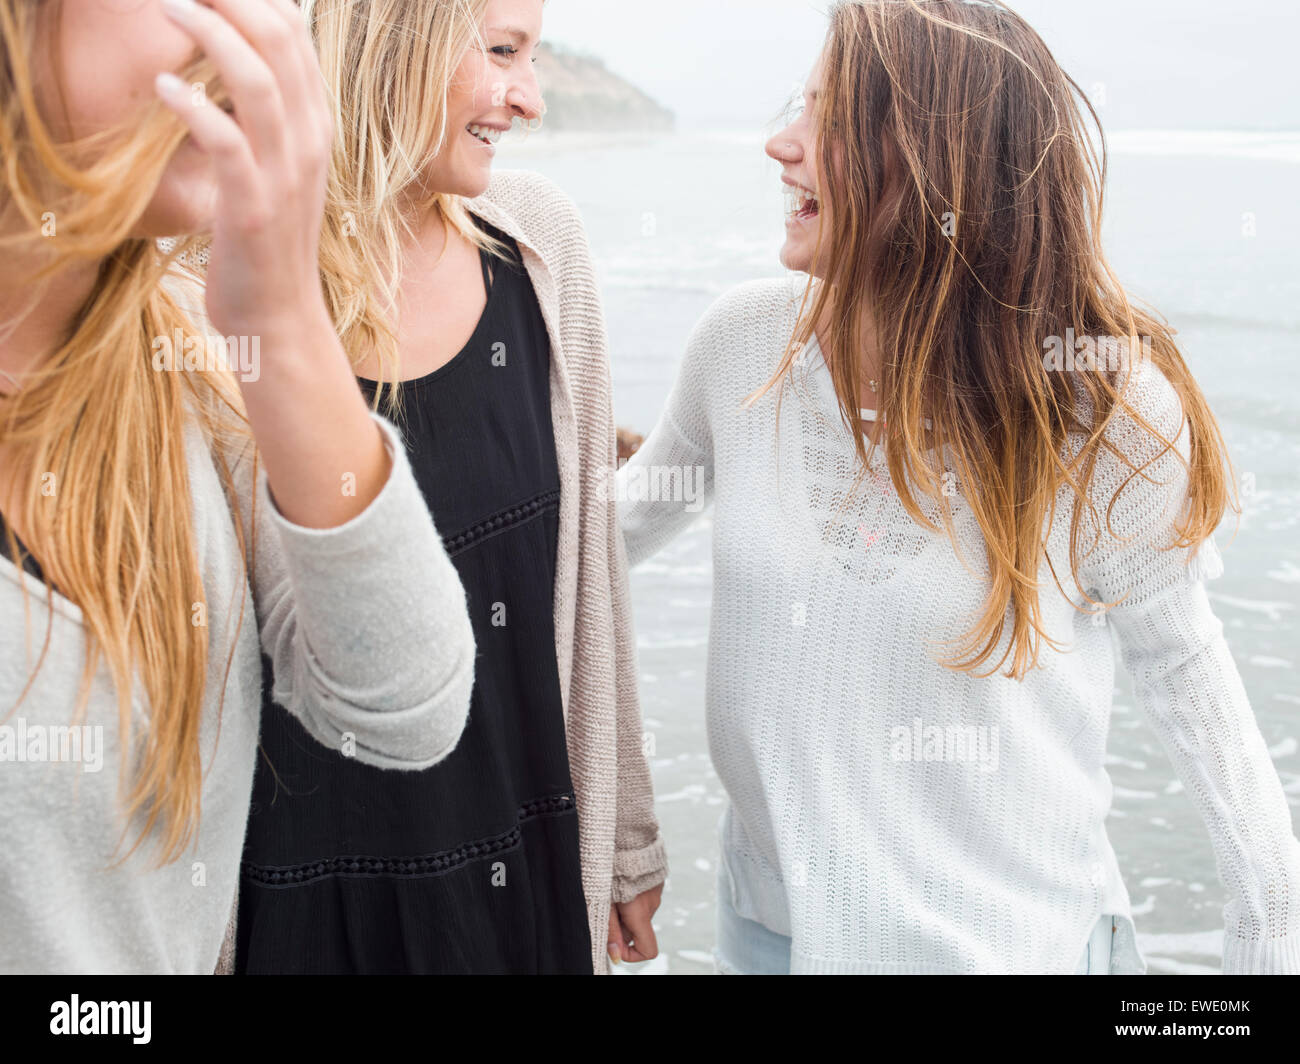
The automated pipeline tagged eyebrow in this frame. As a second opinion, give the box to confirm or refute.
[486,26,534,45]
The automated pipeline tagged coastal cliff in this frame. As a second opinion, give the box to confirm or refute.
[535,43,675,133]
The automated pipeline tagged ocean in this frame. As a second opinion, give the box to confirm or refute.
[495,128,1300,975]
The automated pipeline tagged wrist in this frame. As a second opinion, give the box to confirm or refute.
[232,301,349,392]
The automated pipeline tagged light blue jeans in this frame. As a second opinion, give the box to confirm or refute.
[714,886,1117,974]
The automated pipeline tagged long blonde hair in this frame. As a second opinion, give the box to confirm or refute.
[306,0,503,407]
[749,0,1236,680]
[0,0,247,863]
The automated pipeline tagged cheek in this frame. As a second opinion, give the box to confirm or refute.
[51,1,196,140]
[446,51,496,122]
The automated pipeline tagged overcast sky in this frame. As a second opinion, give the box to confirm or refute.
[540,0,1300,132]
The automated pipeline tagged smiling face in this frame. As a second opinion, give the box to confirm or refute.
[33,0,220,238]
[766,54,828,276]
[421,0,544,199]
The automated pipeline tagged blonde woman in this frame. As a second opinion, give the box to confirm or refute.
[619,0,1299,974]
[0,0,475,974]
[231,0,666,974]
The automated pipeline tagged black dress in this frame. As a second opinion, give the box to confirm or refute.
[0,515,44,584]
[235,221,593,974]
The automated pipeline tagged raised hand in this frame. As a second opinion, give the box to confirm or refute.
[154,0,332,345]
[155,0,389,529]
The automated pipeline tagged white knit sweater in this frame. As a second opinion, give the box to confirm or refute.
[617,277,1300,974]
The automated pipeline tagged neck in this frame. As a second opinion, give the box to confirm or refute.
[810,292,883,405]
[0,245,100,391]
[404,205,452,268]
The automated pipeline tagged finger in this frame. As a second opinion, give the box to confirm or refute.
[207,0,311,141]
[261,0,336,159]
[614,910,651,963]
[606,907,627,966]
[155,71,262,210]
[620,903,661,961]
[265,0,321,78]
[161,0,288,166]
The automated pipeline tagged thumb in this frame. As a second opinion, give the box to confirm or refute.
[607,905,627,966]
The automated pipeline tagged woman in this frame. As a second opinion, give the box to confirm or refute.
[0,0,475,975]
[230,0,666,974]
[618,0,1300,974]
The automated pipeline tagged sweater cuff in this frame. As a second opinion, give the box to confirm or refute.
[611,835,668,904]
[1222,928,1300,974]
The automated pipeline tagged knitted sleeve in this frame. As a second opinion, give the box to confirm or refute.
[1083,361,1300,974]
[224,413,477,769]
[615,294,721,567]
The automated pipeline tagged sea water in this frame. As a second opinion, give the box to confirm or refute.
[497,129,1300,975]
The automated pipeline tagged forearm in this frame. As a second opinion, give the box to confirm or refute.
[616,415,712,568]
[237,308,389,529]
[1115,584,1300,971]
[250,414,476,767]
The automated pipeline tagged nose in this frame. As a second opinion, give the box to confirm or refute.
[766,128,803,165]
[507,65,545,124]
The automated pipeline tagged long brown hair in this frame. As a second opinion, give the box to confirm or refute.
[0,0,247,862]
[749,0,1236,679]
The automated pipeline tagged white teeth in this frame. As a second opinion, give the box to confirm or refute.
[467,124,503,145]
[784,185,820,217]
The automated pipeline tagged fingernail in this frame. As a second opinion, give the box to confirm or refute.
[162,0,197,14]
[155,72,187,97]
[607,944,621,964]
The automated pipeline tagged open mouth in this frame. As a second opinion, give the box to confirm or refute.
[466,123,504,147]
[784,184,821,221]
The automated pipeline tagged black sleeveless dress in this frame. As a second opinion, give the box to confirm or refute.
[235,221,593,973]
[0,516,44,583]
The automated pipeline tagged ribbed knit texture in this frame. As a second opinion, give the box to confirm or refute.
[618,277,1300,974]
[468,173,668,973]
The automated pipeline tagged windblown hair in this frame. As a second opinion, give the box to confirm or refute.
[748,0,1236,679]
[306,0,503,408]
[0,0,247,862]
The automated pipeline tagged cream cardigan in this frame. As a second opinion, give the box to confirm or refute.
[469,171,668,970]
[215,170,667,975]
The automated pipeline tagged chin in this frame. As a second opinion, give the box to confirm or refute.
[451,167,494,200]
[780,244,813,274]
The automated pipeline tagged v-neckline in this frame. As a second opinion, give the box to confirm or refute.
[802,335,938,454]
